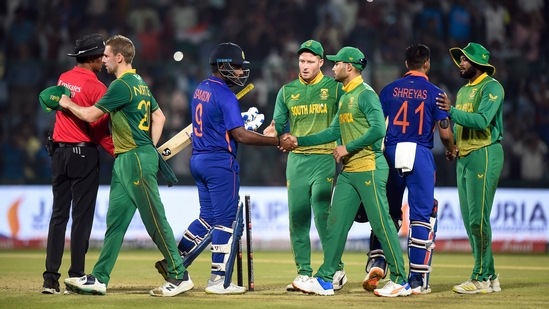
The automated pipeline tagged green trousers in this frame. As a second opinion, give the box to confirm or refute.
[315,168,407,284]
[456,143,503,282]
[286,152,339,276]
[92,145,185,285]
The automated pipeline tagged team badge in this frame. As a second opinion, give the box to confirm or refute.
[320,88,328,100]
[469,88,477,99]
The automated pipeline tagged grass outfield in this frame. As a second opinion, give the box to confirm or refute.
[0,250,548,309]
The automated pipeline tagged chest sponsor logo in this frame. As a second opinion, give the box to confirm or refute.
[291,94,300,100]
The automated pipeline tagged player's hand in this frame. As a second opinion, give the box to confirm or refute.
[445,146,459,161]
[333,145,349,163]
[263,120,277,137]
[59,94,71,109]
[278,133,297,152]
[436,93,452,111]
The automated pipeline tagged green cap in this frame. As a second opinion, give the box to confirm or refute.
[449,42,495,76]
[297,40,324,58]
[326,46,367,71]
[39,85,70,113]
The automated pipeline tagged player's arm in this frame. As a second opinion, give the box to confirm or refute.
[59,94,105,123]
[444,82,504,130]
[345,91,385,152]
[296,114,340,146]
[272,87,290,136]
[150,107,166,146]
[230,126,279,146]
[438,117,457,154]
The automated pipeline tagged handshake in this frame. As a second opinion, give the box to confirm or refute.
[241,107,265,131]
[262,120,298,152]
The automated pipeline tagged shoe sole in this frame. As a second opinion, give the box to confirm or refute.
[292,282,334,296]
[150,282,194,297]
[64,283,105,296]
[41,288,60,295]
[363,267,384,291]
[453,287,493,294]
[374,288,412,297]
[286,284,300,292]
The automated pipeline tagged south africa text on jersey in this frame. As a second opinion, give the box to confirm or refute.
[291,103,328,116]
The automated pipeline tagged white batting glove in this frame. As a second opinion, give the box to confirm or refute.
[241,107,259,123]
[245,113,265,131]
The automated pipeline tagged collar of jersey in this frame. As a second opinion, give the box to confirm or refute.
[299,71,324,85]
[467,72,489,86]
[118,69,136,78]
[403,70,428,80]
[342,75,363,92]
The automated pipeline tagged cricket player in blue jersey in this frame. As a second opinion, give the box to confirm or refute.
[160,42,290,294]
[363,44,457,294]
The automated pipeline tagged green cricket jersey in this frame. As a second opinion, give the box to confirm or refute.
[449,73,505,157]
[298,76,386,172]
[95,69,158,155]
[273,72,342,154]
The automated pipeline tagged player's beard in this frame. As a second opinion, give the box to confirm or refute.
[460,66,477,79]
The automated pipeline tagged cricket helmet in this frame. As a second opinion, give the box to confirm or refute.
[209,42,250,86]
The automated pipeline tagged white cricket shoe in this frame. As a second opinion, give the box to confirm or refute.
[373,280,412,297]
[332,270,348,291]
[411,285,432,295]
[292,277,334,296]
[491,274,501,292]
[287,274,310,291]
[453,279,493,294]
[205,275,246,295]
[149,276,194,297]
[363,266,384,291]
[64,275,106,295]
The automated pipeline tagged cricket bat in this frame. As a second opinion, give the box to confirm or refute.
[158,83,255,160]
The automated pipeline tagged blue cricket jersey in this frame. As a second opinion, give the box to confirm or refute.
[191,76,243,157]
[379,71,449,149]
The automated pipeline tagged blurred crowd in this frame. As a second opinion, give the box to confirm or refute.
[0,0,547,188]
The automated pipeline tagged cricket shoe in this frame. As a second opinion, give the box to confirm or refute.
[292,277,334,296]
[411,285,432,295]
[149,272,194,297]
[205,275,246,295]
[155,259,169,280]
[332,270,348,291]
[286,274,310,291]
[362,266,384,291]
[490,274,501,292]
[453,279,493,294]
[41,278,60,294]
[64,275,106,295]
[373,281,412,297]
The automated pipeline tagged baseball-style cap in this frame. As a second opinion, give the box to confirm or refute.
[39,86,70,113]
[297,40,324,58]
[67,33,105,58]
[449,42,496,76]
[326,46,367,71]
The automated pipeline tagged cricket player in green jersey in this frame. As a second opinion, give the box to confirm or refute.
[263,40,347,291]
[59,35,191,297]
[436,42,504,294]
[287,46,410,297]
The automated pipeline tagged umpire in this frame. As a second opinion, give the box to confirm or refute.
[42,33,114,294]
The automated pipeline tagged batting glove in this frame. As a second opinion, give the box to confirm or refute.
[245,113,265,131]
